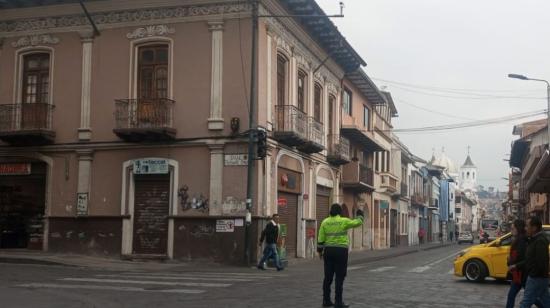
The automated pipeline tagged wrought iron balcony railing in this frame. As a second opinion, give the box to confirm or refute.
[0,103,55,145]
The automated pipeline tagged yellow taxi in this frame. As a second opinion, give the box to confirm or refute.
[454,225,550,282]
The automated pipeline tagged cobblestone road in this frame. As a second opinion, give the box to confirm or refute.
[0,245,513,308]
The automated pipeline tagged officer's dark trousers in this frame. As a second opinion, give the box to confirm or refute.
[323,247,349,304]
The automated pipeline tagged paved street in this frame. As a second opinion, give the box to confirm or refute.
[0,245,513,308]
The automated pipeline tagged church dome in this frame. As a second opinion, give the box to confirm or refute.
[432,151,458,174]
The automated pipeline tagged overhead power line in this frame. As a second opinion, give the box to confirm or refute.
[386,83,545,101]
[393,109,546,133]
[396,99,477,121]
[373,77,543,96]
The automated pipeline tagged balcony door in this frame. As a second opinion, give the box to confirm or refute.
[21,53,50,130]
[137,45,168,126]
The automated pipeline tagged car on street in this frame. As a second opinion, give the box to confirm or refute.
[457,232,474,244]
[454,225,550,282]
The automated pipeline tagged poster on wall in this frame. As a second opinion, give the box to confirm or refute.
[76,193,88,216]
[216,219,235,232]
[133,159,169,174]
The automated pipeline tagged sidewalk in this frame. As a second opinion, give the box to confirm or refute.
[0,241,457,271]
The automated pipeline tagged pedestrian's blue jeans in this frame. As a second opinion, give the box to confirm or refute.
[520,277,550,308]
[258,243,282,270]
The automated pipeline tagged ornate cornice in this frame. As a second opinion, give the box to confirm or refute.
[126,24,175,39]
[0,3,250,35]
[11,34,59,47]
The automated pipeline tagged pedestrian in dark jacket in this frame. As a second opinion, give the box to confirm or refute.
[257,214,283,271]
[517,216,550,308]
[505,220,543,308]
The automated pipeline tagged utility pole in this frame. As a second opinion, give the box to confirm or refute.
[244,0,259,266]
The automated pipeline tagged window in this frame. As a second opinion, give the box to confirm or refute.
[276,54,287,106]
[456,207,461,213]
[467,172,470,179]
[22,53,50,104]
[328,95,335,135]
[314,83,322,122]
[138,45,168,99]
[343,88,352,115]
[363,106,370,129]
[297,70,307,112]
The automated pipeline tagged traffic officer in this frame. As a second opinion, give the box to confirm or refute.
[317,203,364,308]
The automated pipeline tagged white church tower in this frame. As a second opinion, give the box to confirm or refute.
[460,148,477,191]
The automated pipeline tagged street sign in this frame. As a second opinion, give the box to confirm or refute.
[224,154,248,166]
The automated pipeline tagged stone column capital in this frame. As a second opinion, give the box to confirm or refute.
[76,149,94,161]
[207,20,224,32]
[208,143,225,154]
[78,30,95,42]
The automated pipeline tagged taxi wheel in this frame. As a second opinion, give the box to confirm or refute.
[464,259,487,282]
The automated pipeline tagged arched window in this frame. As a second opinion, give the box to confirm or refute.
[297,70,307,112]
[314,83,322,122]
[138,44,169,99]
[22,53,50,104]
[276,54,288,106]
[473,172,476,180]
[467,172,470,179]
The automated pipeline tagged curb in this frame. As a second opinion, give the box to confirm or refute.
[0,257,72,267]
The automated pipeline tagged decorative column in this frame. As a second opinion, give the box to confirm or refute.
[78,31,94,141]
[208,21,225,130]
[266,28,273,131]
[76,150,93,215]
[208,144,224,215]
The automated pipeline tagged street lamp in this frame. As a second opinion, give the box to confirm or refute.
[508,73,550,144]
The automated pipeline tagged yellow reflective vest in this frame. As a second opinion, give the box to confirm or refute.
[317,215,364,249]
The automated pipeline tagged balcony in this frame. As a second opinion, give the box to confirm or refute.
[297,117,324,154]
[411,193,426,206]
[274,105,308,147]
[0,103,55,146]
[380,173,399,193]
[113,98,176,142]
[340,121,384,152]
[342,162,374,192]
[327,135,351,166]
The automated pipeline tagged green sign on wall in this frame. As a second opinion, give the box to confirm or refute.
[380,201,389,209]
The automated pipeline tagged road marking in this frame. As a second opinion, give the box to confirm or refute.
[95,274,253,282]
[368,266,395,272]
[347,266,365,271]
[61,278,230,288]
[120,272,278,279]
[425,252,459,267]
[409,266,431,273]
[17,283,205,294]
[448,269,454,275]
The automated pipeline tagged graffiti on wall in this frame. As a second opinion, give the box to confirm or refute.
[221,197,247,216]
[178,185,209,212]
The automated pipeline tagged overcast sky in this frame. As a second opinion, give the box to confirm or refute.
[317,0,550,190]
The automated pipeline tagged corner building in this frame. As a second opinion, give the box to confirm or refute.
[0,0,392,263]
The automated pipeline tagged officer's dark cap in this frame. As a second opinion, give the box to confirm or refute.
[330,203,342,216]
